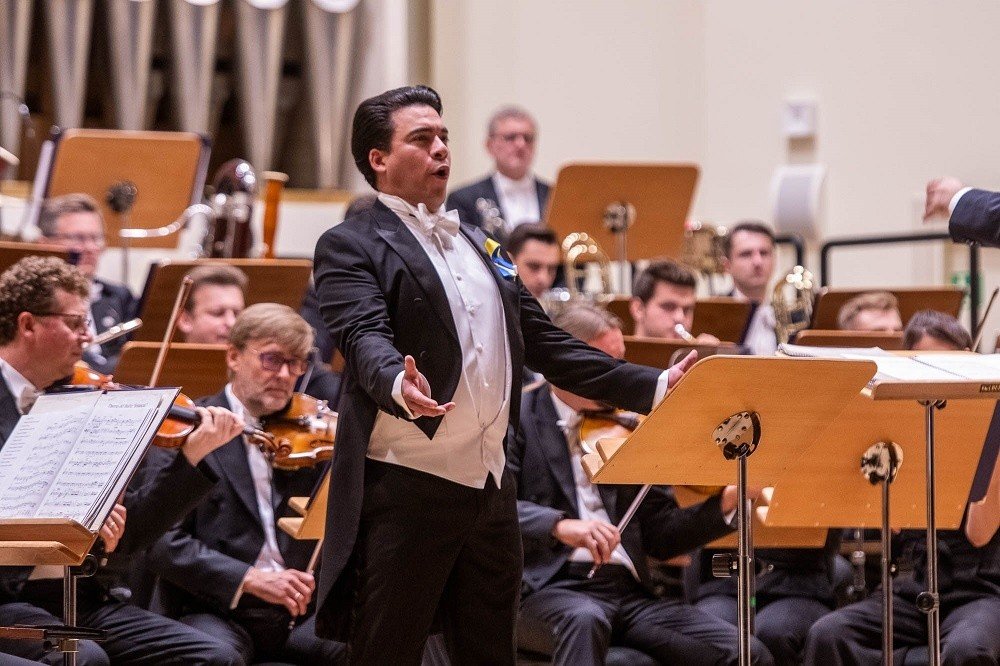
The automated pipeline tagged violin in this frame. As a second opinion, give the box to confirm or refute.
[68,361,290,457]
[261,392,337,470]
[578,408,642,454]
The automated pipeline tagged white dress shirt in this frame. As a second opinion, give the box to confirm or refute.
[492,172,541,229]
[549,392,640,580]
[732,287,778,356]
[0,359,39,415]
[226,384,286,608]
[950,187,973,216]
[370,193,512,489]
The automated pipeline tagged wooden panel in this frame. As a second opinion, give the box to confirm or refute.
[47,129,209,249]
[766,396,994,529]
[545,163,699,262]
[278,471,328,541]
[588,356,877,487]
[796,329,905,350]
[607,296,751,342]
[0,240,69,274]
[624,336,740,370]
[135,258,313,342]
[811,287,964,330]
[114,342,228,399]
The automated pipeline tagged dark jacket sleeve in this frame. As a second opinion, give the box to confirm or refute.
[313,224,409,419]
[507,420,566,544]
[146,499,252,609]
[950,188,1000,247]
[116,447,217,554]
[519,288,663,415]
[638,487,734,560]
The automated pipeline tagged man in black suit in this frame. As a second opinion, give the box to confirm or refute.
[446,105,550,239]
[37,194,138,373]
[510,302,774,665]
[0,256,244,665]
[148,303,344,665]
[312,85,692,664]
[925,176,1000,247]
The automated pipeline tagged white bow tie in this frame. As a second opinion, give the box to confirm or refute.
[17,386,40,414]
[414,204,461,249]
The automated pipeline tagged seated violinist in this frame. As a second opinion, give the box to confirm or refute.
[508,301,772,666]
[178,265,342,408]
[0,256,244,665]
[147,303,345,665]
[630,259,720,343]
[37,194,138,374]
[837,291,903,332]
[804,311,1000,664]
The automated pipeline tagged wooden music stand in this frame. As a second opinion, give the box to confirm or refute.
[623,336,740,370]
[41,128,210,250]
[607,296,750,340]
[0,239,69,273]
[796,329,904,350]
[582,355,876,665]
[764,393,994,665]
[278,471,329,542]
[810,287,964,330]
[113,342,228,399]
[673,487,827,550]
[0,520,107,664]
[134,258,313,342]
[545,163,699,290]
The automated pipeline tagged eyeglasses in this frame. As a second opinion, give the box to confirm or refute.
[493,132,535,145]
[32,312,92,333]
[248,348,309,376]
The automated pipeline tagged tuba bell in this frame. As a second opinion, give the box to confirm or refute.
[772,265,816,344]
[682,221,730,294]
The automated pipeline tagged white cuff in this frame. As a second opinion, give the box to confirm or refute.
[391,370,416,419]
[231,570,251,609]
[724,508,738,525]
[652,370,671,406]
[949,187,973,216]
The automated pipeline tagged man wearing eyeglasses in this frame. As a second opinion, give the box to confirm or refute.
[37,193,138,374]
[446,105,551,239]
[147,302,345,665]
[0,256,246,665]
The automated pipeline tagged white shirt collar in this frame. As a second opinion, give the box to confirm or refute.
[224,383,256,426]
[378,192,446,222]
[493,171,535,195]
[0,358,41,414]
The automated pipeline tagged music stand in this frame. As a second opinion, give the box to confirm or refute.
[114,342,229,399]
[134,258,313,342]
[0,239,69,273]
[764,395,994,664]
[607,296,750,340]
[810,287,964,330]
[796,329,904,350]
[582,356,876,665]
[623,336,740,370]
[545,163,699,292]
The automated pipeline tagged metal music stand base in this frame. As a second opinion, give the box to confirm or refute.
[60,555,100,666]
[711,411,762,666]
[861,440,903,666]
[919,401,946,666]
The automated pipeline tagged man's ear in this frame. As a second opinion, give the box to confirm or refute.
[628,298,643,327]
[225,346,240,374]
[16,311,36,340]
[720,255,732,273]
[369,148,387,176]
[177,311,193,335]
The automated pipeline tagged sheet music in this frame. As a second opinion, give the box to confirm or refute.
[0,388,178,530]
[842,354,962,382]
[0,392,100,518]
[914,353,1000,381]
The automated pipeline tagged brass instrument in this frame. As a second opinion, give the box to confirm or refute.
[204,159,258,258]
[772,265,816,344]
[562,232,615,301]
[682,221,728,275]
[475,197,508,239]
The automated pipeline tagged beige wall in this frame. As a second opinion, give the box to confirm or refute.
[430,0,1000,344]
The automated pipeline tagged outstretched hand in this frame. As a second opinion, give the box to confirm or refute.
[667,350,698,388]
[924,176,965,221]
[401,355,456,418]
